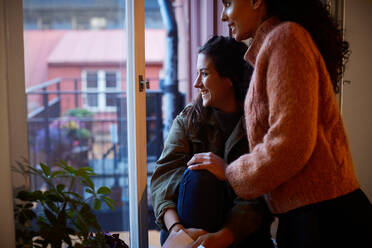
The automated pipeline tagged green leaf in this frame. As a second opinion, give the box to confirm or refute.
[50,170,66,178]
[56,211,67,226]
[22,208,37,220]
[37,215,46,224]
[27,165,43,176]
[102,197,116,211]
[45,200,59,213]
[44,192,63,202]
[40,163,50,177]
[32,190,44,200]
[17,191,34,201]
[97,186,111,195]
[65,165,76,174]
[81,178,94,189]
[56,184,65,192]
[67,209,75,219]
[76,168,88,177]
[17,190,43,201]
[85,188,94,194]
[58,160,68,167]
[81,166,94,173]
[44,208,57,225]
[93,199,101,211]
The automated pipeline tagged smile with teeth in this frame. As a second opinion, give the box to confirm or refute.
[201,90,210,96]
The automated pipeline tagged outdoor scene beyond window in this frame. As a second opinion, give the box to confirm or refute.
[22,0,191,246]
[22,0,181,246]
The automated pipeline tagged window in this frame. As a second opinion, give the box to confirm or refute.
[82,70,121,111]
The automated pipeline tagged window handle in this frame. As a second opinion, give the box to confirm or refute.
[139,75,150,92]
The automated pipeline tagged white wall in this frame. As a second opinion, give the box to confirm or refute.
[343,0,372,201]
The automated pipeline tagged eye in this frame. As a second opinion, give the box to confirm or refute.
[223,1,231,7]
[201,72,208,77]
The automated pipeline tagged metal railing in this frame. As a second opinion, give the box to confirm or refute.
[26,77,163,230]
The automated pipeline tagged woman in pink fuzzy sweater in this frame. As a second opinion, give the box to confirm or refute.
[216,0,372,247]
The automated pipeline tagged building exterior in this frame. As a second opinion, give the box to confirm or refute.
[24,29,165,114]
[23,0,163,30]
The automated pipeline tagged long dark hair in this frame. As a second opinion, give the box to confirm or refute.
[265,0,350,93]
[185,35,252,132]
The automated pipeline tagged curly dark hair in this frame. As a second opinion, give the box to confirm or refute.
[265,0,350,93]
[185,35,252,132]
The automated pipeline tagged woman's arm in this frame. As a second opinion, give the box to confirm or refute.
[150,113,191,229]
[186,152,272,245]
[226,23,320,199]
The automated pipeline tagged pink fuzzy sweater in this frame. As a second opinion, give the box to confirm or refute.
[226,17,360,214]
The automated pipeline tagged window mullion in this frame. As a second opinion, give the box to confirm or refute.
[126,0,148,247]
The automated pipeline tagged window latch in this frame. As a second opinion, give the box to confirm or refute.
[139,75,150,92]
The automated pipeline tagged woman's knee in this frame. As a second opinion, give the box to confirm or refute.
[181,169,220,189]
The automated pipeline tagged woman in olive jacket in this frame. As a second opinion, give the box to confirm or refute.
[150,36,273,248]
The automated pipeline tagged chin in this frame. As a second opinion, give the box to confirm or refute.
[233,33,242,41]
[234,34,248,42]
[234,31,251,41]
[202,100,210,108]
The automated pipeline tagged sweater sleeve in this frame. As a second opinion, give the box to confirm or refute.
[150,114,190,229]
[226,24,320,200]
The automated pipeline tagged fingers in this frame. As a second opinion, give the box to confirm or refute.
[185,228,207,240]
[187,152,214,166]
[191,240,203,248]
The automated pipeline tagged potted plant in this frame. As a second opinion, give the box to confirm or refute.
[64,108,94,133]
[13,160,128,248]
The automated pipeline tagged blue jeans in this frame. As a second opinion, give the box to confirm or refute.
[161,169,232,244]
[177,169,233,232]
[161,169,274,248]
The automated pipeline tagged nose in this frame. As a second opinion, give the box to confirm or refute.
[193,75,202,89]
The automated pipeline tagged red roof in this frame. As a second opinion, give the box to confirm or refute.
[24,29,166,86]
[24,30,66,87]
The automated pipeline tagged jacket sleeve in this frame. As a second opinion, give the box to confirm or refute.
[226,23,319,199]
[150,113,191,229]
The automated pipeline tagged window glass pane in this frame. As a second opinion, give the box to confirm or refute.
[106,72,117,88]
[22,0,131,245]
[106,93,118,107]
[87,93,98,107]
[87,72,98,88]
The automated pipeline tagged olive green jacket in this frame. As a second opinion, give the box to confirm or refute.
[150,106,271,242]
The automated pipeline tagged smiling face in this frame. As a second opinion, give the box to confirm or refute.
[193,53,237,112]
[221,0,267,41]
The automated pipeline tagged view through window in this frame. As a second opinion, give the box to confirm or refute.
[22,0,190,246]
[23,0,164,246]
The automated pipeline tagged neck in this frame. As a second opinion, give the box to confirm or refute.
[217,100,240,113]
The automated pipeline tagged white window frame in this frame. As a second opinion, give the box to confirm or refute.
[82,70,121,112]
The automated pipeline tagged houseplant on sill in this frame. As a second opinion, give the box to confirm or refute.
[13,160,128,248]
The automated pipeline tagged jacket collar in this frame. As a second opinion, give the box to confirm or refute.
[244,16,282,66]
[224,116,246,161]
[189,108,246,145]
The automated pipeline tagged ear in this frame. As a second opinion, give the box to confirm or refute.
[251,0,264,10]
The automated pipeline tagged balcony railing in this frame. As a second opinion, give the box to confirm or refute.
[26,77,163,230]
